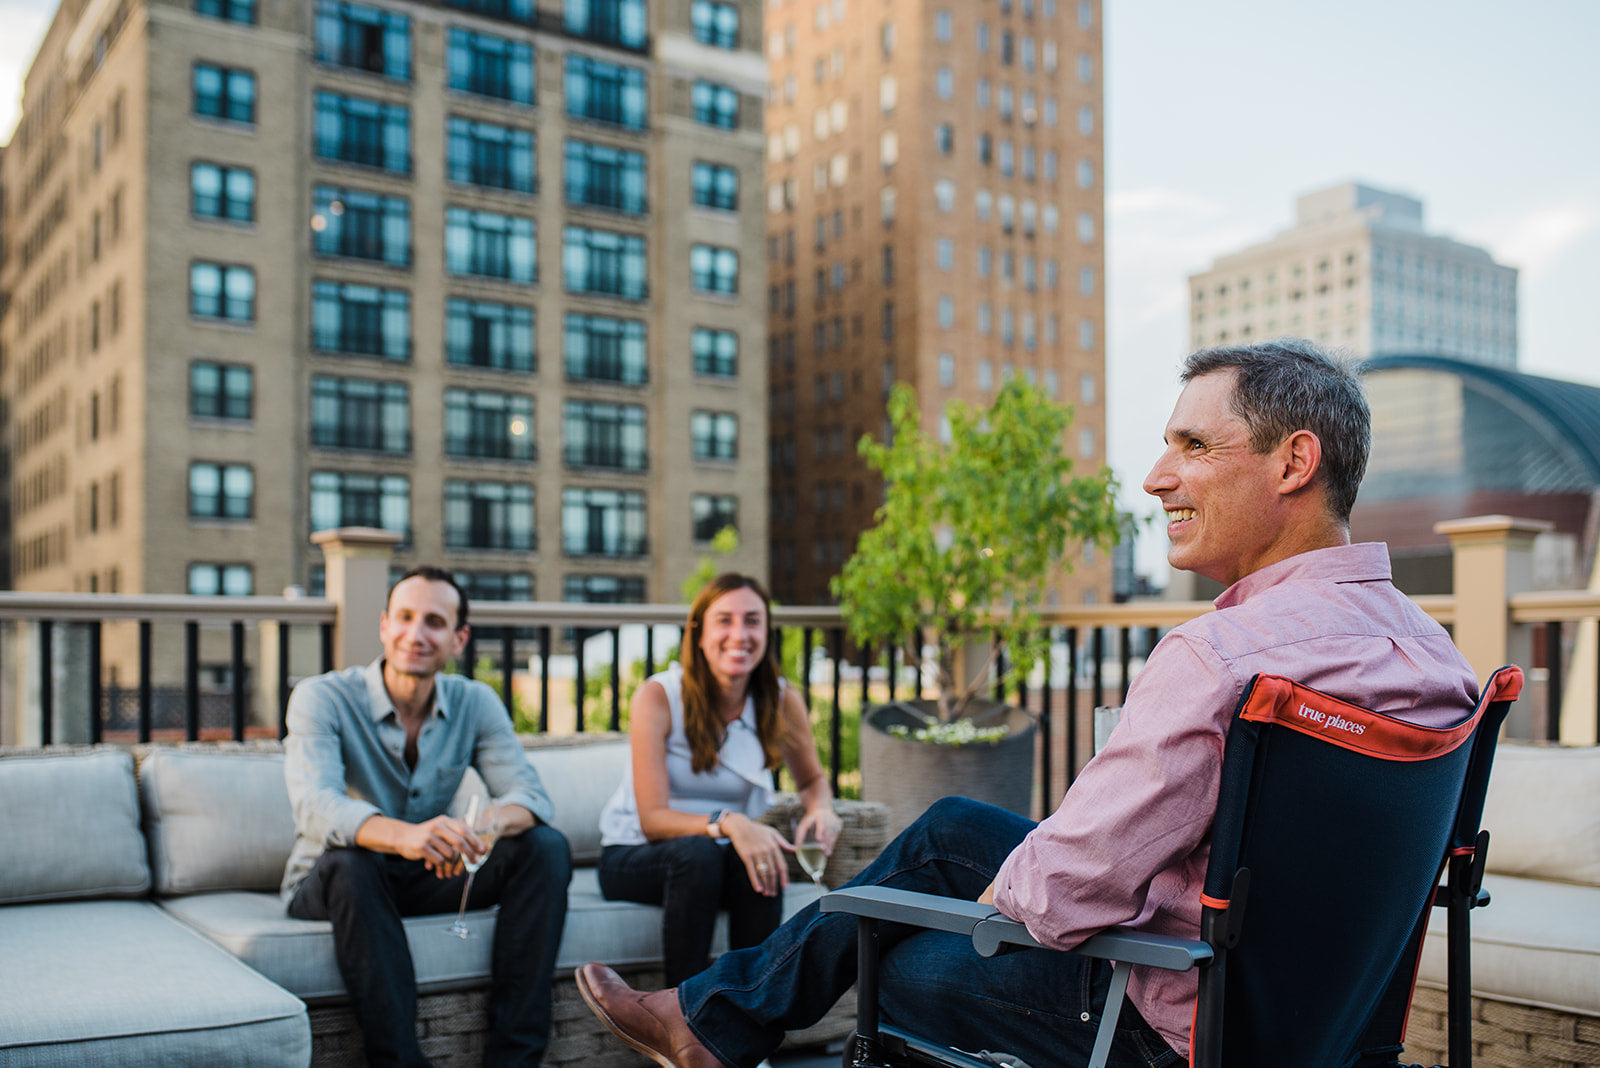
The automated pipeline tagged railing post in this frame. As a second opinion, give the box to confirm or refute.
[1437,515,1548,739]
[312,527,402,669]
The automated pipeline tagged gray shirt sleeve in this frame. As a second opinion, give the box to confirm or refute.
[283,676,382,847]
[464,682,554,826]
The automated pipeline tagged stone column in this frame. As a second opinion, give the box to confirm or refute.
[312,528,402,669]
[1437,515,1549,738]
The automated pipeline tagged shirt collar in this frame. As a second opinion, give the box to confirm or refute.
[1213,542,1392,610]
[363,656,450,722]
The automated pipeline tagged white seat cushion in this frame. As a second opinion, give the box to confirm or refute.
[1418,873,1600,1015]
[0,900,308,1067]
[161,868,823,1002]
[0,751,149,904]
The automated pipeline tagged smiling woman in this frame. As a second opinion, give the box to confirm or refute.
[592,573,842,986]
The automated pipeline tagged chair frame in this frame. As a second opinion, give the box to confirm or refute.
[824,665,1524,1068]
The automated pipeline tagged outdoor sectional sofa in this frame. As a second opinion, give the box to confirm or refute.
[0,737,889,1067]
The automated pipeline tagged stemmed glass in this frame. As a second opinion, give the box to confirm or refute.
[445,796,500,940]
[791,818,827,890]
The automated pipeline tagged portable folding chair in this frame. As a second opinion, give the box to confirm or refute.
[824,665,1523,1068]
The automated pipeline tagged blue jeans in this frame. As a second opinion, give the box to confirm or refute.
[289,825,572,1067]
[677,797,1180,1068]
[599,836,784,986]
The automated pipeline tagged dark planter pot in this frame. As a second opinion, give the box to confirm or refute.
[860,699,1036,838]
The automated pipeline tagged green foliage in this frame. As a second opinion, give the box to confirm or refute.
[681,526,741,603]
[832,378,1120,721]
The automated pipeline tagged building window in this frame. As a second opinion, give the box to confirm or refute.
[691,161,739,211]
[691,81,740,129]
[188,563,254,596]
[310,376,410,453]
[190,362,253,420]
[314,0,410,79]
[193,64,255,124]
[564,573,645,602]
[455,570,532,604]
[1080,266,1095,295]
[447,28,533,104]
[445,388,535,460]
[564,313,647,384]
[313,186,411,266]
[191,162,255,223]
[692,327,737,377]
[938,296,955,329]
[446,208,536,283]
[934,8,952,41]
[1077,211,1096,243]
[447,118,535,193]
[935,123,953,155]
[934,179,955,213]
[691,410,738,461]
[935,66,953,99]
[1079,318,1095,350]
[190,262,255,322]
[444,480,534,550]
[447,299,534,372]
[690,245,739,295]
[691,493,737,542]
[566,0,647,49]
[938,352,955,387]
[564,139,648,214]
[195,0,255,24]
[565,54,648,130]
[312,281,410,358]
[692,0,738,47]
[562,488,647,557]
[564,401,647,470]
[444,0,534,24]
[563,226,647,299]
[189,462,253,519]
[310,471,409,538]
[1076,158,1095,189]
[936,238,953,271]
[314,91,410,173]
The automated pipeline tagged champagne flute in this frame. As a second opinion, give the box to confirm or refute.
[445,797,500,940]
[791,817,827,890]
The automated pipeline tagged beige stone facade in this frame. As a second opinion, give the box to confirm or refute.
[763,0,1110,607]
[1188,181,1519,367]
[2,0,770,619]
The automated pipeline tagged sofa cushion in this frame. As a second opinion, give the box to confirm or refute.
[1481,744,1600,886]
[524,738,630,864]
[159,867,822,1003]
[0,751,149,904]
[141,748,296,895]
[1417,873,1600,1015]
[0,899,309,1067]
[159,891,501,1003]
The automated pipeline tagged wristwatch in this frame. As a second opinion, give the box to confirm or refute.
[706,809,727,838]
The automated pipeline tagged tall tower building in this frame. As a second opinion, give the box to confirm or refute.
[1,0,769,612]
[1188,181,1518,367]
[763,0,1110,607]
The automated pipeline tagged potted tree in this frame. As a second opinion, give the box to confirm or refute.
[832,378,1120,833]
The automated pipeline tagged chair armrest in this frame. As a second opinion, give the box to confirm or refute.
[821,885,996,935]
[824,886,1213,972]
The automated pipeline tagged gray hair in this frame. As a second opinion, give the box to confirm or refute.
[1181,338,1370,522]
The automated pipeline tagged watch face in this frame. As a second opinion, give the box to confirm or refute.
[708,809,726,825]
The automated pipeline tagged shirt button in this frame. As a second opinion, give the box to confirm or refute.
[1080,1012,1091,1022]
[411,789,420,797]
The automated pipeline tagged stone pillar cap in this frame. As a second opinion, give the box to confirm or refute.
[1433,515,1553,540]
[311,527,404,550]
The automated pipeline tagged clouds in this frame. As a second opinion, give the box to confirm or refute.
[0,0,56,139]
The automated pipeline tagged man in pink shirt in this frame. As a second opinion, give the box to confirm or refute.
[576,339,1480,1067]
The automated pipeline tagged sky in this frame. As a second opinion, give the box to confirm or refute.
[2,0,1597,580]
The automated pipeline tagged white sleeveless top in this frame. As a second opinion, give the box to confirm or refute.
[598,663,778,847]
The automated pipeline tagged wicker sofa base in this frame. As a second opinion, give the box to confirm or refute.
[307,965,855,1067]
[1405,985,1600,1067]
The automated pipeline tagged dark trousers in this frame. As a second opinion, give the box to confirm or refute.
[677,797,1181,1068]
[289,825,572,1067]
[598,836,784,987]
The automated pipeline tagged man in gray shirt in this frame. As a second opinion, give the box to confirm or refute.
[284,566,570,1067]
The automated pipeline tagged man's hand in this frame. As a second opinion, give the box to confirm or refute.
[356,814,478,878]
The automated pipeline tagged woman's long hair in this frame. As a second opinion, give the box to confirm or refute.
[679,573,786,774]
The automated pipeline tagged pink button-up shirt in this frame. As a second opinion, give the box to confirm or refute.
[992,543,1479,1055]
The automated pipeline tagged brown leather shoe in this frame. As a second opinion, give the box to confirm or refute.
[575,962,725,1068]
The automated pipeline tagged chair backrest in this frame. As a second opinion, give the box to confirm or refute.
[1192,666,1521,1068]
